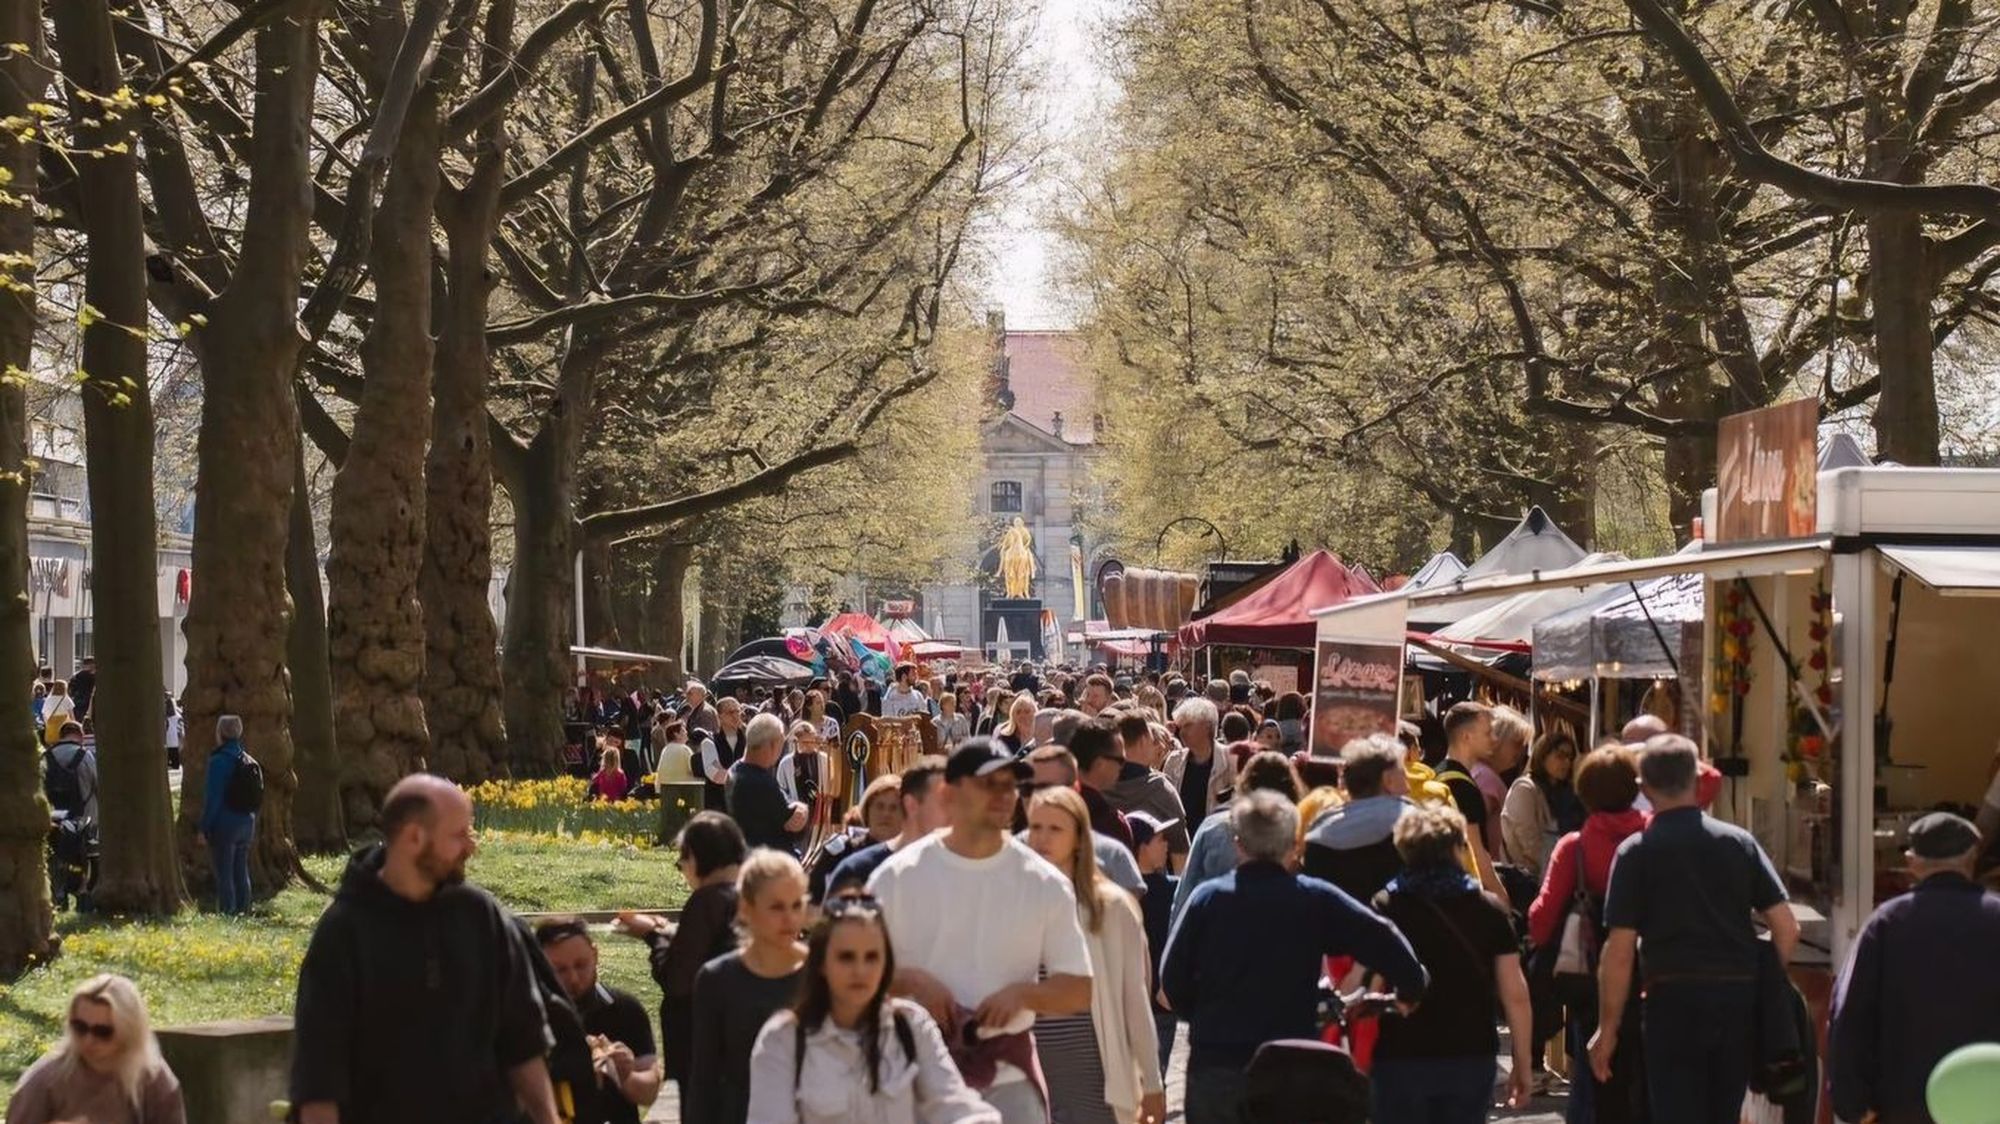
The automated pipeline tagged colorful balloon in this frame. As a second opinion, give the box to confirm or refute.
[1928,1042,2000,1124]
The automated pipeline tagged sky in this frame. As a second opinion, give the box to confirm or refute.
[985,0,1125,331]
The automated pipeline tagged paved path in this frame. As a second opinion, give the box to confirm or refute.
[642,1032,1569,1121]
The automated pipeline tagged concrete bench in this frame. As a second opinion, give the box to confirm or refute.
[155,1015,291,1124]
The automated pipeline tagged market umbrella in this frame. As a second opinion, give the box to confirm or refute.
[723,636,796,666]
[709,655,818,690]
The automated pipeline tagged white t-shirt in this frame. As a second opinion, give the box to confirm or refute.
[868,833,1093,1040]
[881,685,927,718]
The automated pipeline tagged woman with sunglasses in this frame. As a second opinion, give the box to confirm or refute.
[8,974,185,1123]
[1023,787,1166,1124]
[747,897,999,1123]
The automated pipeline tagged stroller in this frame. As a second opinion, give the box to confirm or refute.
[48,809,98,912]
[1238,989,1386,1123]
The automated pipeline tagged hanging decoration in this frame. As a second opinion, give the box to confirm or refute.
[1787,581,1835,781]
[1712,582,1755,754]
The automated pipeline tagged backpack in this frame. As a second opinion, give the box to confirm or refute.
[223,750,265,814]
[42,746,86,816]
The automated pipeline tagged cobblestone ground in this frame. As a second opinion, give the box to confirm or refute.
[643,1031,1569,1122]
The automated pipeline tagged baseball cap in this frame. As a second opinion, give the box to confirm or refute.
[1907,811,1981,860]
[946,738,1032,784]
[1125,810,1181,847]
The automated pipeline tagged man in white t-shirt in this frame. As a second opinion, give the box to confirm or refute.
[869,737,1093,1124]
[881,662,928,719]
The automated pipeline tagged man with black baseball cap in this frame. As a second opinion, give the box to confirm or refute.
[1830,811,2000,1124]
[868,738,1093,1124]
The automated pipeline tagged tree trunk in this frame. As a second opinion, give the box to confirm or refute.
[0,0,53,974]
[501,434,574,776]
[288,443,345,853]
[1868,211,1940,464]
[581,537,618,647]
[642,538,693,682]
[422,142,508,784]
[52,0,185,916]
[177,2,320,896]
[326,102,444,832]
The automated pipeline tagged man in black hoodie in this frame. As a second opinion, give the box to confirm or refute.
[291,774,561,1124]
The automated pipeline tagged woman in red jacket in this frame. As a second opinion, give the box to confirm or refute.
[1528,745,1648,1124]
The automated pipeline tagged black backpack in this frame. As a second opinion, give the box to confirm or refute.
[223,751,265,813]
[42,746,86,816]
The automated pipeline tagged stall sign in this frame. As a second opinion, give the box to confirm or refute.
[880,599,915,617]
[1716,397,1819,543]
[1311,639,1402,754]
[1254,664,1299,696]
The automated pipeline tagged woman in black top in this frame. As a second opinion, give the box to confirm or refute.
[617,812,746,1105]
[687,849,808,1124]
[1370,803,1535,1123]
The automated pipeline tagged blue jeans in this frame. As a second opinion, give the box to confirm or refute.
[209,817,254,915]
[1641,980,1754,1124]
[1153,1006,1176,1082]
[1369,1054,1496,1124]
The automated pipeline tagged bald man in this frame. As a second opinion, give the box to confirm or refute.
[291,775,562,1124]
[1621,714,1723,809]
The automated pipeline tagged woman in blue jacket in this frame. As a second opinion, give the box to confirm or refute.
[198,715,256,915]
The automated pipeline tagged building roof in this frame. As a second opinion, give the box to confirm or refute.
[1002,331,1095,445]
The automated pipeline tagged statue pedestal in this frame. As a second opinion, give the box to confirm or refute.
[985,598,1044,661]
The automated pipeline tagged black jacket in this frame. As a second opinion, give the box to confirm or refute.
[290,846,553,1124]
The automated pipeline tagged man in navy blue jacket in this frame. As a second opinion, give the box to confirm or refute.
[1162,790,1427,1124]
[1830,812,2000,1124]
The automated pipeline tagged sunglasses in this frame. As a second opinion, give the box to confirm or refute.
[69,1018,114,1041]
[824,893,884,919]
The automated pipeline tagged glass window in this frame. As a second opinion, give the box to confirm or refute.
[990,480,1022,513]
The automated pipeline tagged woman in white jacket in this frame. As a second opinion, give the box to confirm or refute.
[1025,787,1166,1124]
[747,897,997,1124]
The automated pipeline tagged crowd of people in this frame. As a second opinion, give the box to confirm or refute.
[12,658,2000,1124]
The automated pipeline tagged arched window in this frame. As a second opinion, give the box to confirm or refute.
[989,480,1023,513]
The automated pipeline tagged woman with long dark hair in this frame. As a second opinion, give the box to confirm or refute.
[1502,731,1584,878]
[616,811,746,1106]
[747,897,997,1123]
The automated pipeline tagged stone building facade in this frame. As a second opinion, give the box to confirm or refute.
[921,316,1100,660]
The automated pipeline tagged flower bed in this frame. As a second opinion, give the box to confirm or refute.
[467,777,656,846]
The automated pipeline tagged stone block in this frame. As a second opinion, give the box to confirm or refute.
[155,1015,292,1124]
[658,781,704,844]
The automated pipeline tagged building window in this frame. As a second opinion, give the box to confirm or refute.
[990,480,1023,513]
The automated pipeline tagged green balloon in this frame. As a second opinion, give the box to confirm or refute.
[1928,1042,2000,1124]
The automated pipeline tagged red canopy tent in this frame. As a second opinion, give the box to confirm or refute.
[821,612,903,660]
[1178,550,1380,649]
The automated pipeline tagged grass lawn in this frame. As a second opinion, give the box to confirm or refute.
[0,831,689,1106]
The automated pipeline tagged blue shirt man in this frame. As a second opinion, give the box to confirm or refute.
[1163,792,1425,1123]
